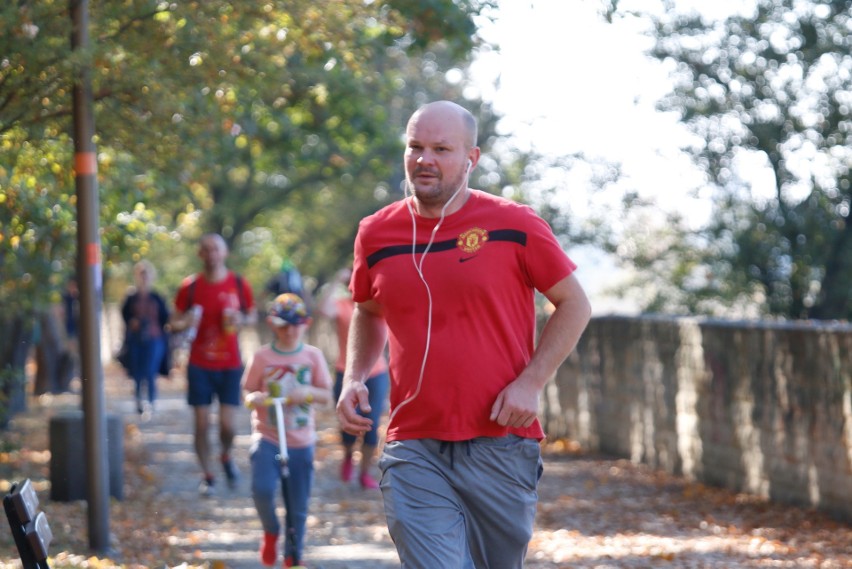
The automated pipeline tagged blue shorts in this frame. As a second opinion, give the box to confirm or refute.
[187,364,243,407]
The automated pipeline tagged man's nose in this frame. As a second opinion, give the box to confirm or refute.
[417,153,436,166]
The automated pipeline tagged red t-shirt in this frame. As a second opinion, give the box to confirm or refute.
[351,190,576,442]
[174,272,255,370]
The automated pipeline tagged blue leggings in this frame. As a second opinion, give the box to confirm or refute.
[250,438,314,561]
[333,370,389,447]
[128,336,166,403]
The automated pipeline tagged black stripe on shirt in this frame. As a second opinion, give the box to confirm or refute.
[366,229,527,268]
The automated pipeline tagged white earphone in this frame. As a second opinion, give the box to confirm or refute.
[391,158,472,422]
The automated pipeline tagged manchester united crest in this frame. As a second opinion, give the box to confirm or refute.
[457,227,489,254]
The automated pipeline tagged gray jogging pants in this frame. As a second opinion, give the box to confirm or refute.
[378,435,543,569]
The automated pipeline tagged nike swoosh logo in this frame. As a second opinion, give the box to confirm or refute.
[459,256,477,263]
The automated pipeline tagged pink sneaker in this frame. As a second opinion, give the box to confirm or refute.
[340,456,354,482]
[359,472,380,490]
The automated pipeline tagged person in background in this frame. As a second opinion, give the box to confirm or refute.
[59,275,81,387]
[62,276,80,343]
[243,293,332,568]
[336,100,592,568]
[261,258,310,346]
[316,266,388,489]
[170,233,258,496]
[120,260,170,417]
[265,258,305,298]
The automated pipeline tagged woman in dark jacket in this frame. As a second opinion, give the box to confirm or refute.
[121,260,170,416]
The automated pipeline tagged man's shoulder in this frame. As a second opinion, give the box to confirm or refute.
[361,199,408,224]
[178,273,201,289]
[229,270,254,289]
[464,191,544,233]
[355,200,410,245]
[472,189,536,215]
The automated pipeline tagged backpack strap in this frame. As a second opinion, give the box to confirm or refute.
[234,273,248,313]
[186,276,198,308]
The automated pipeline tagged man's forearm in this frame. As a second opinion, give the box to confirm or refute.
[343,303,387,384]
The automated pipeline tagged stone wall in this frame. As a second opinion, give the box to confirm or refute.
[544,315,852,522]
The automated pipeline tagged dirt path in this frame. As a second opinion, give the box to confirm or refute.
[123,378,399,569]
[4,362,850,569]
[116,368,851,569]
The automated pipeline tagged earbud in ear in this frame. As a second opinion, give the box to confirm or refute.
[467,159,473,171]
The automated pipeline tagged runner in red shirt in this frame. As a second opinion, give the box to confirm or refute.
[171,233,257,496]
[336,101,592,568]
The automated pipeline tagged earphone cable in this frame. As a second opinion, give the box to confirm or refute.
[391,172,467,422]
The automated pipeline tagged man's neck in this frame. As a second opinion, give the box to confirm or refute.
[413,188,471,218]
[203,266,229,283]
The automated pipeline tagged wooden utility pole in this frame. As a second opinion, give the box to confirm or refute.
[70,0,111,553]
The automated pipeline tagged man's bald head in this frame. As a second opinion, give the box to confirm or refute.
[409,101,478,150]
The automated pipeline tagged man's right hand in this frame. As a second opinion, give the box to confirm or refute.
[336,379,373,435]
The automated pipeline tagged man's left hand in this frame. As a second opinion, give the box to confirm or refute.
[489,378,540,428]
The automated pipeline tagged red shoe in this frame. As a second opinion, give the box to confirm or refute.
[260,532,278,566]
[340,456,354,482]
[284,555,306,568]
[359,472,380,490]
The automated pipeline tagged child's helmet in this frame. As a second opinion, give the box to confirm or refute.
[268,293,309,326]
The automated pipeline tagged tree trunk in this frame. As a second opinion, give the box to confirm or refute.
[34,307,70,395]
[810,217,852,319]
[0,312,34,429]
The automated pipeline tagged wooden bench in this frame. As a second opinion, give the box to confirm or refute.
[3,479,52,569]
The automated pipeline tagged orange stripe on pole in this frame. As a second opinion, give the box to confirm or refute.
[86,243,100,266]
[75,152,97,175]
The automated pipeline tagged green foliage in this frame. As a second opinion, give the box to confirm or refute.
[635,0,852,319]
[1,0,496,296]
[0,0,501,426]
[0,130,77,311]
